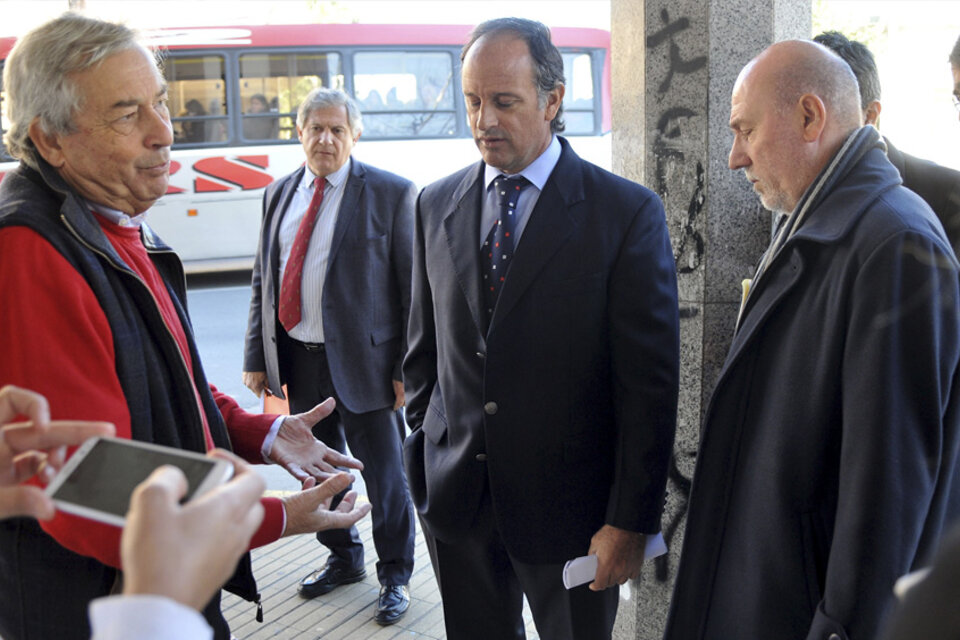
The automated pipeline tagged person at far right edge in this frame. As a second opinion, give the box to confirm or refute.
[952,34,960,125]
[665,40,960,640]
[873,32,960,640]
[402,17,679,640]
[814,30,960,256]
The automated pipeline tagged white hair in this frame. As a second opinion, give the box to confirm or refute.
[296,87,363,136]
[2,13,153,168]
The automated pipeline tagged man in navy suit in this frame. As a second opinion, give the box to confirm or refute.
[402,18,679,640]
[243,87,415,625]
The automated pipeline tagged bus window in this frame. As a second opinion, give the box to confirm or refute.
[562,52,597,134]
[354,51,457,139]
[238,52,343,142]
[165,55,228,146]
[0,68,11,162]
[1,24,611,270]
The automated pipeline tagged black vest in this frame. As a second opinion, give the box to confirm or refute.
[0,159,260,637]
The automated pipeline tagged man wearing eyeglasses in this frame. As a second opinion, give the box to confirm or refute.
[951,34,960,123]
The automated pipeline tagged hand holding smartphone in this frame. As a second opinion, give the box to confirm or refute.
[119,450,265,611]
[45,437,233,526]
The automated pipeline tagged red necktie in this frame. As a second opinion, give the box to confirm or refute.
[278,176,325,332]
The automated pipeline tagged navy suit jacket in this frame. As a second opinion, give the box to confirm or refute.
[402,137,680,563]
[244,159,415,414]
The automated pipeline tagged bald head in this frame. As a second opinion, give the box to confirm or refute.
[728,40,864,213]
[741,40,861,130]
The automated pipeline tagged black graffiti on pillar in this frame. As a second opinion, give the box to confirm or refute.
[654,450,695,582]
[675,161,705,274]
[679,304,700,319]
[645,8,707,95]
[644,10,704,580]
[653,106,696,198]
[652,108,706,274]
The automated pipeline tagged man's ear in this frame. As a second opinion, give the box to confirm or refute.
[28,118,65,168]
[863,100,881,127]
[798,93,827,142]
[543,84,565,122]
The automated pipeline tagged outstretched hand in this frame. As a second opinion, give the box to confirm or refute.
[281,472,372,536]
[268,398,364,483]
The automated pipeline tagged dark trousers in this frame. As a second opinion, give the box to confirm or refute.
[426,490,619,640]
[285,341,415,586]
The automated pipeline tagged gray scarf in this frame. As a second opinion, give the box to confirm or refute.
[735,125,886,332]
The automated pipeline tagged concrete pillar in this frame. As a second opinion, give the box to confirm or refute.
[610,1,810,638]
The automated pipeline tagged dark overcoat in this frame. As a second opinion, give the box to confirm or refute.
[885,136,960,258]
[666,130,960,640]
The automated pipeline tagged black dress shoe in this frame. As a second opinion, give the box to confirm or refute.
[298,564,366,598]
[374,584,410,625]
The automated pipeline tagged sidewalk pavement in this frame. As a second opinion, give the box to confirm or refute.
[223,490,540,639]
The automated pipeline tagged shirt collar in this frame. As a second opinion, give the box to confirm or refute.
[484,135,561,191]
[301,158,351,191]
[88,200,147,228]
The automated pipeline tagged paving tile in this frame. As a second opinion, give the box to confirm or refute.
[225,510,539,638]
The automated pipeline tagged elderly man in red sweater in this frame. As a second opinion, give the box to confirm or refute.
[0,13,371,640]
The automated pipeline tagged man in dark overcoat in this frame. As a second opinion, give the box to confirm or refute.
[666,40,960,640]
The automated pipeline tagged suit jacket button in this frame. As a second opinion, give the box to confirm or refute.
[827,635,841,640]
[484,402,498,415]
[475,453,487,462]
[476,351,485,359]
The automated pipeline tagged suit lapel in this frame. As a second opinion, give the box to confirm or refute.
[328,159,364,267]
[269,167,304,283]
[490,142,585,332]
[721,248,805,376]
[442,164,486,335]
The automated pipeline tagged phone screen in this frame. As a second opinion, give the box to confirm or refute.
[49,439,221,520]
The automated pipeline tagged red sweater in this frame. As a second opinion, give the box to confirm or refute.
[0,222,284,568]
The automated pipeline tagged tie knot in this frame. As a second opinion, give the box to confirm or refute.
[313,176,326,194]
[494,174,527,191]
[494,174,527,208]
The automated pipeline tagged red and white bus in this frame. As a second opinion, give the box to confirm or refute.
[0,23,611,272]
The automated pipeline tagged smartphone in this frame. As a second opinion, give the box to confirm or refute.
[45,436,233,526]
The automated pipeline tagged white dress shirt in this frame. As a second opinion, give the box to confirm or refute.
[278,159,352,343]
[89,595,212,640]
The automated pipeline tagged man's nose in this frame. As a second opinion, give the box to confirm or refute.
[476,103,497,131]
[728,140,748,170]
[147,106,173,148]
